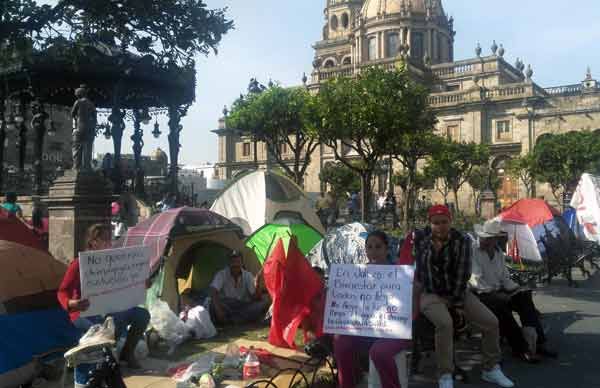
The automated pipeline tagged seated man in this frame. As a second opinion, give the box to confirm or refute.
[470,220,557,361]
[209,251,269,325]
[415,205,514,388]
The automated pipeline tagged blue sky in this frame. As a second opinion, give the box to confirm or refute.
[88,1,600,164]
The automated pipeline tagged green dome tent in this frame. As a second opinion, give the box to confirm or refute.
[245,223,323,264]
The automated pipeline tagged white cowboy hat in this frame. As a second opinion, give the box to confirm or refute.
[474,219,506,239]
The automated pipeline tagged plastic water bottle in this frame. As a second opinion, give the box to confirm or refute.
[243,346,260,380]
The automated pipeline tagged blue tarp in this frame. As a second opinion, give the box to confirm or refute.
[563,207,585,239]
[531,216,572,259]
[0,309,79,374]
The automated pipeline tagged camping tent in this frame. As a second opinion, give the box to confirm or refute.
[306,223,400,272]
[0,210,45,251]
[570,173,600,243]
[115,207,261,313]
[0,240,66,313]
[494,199,569,263]
[245,223,323,264]
[210,171,325,236]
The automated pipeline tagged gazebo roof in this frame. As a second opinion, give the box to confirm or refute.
[0,43,195,109]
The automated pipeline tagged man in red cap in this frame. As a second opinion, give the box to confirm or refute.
[412,205,514,388]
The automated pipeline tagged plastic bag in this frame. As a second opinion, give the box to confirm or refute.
[172,352,216,382]
[198,373,216,388]
[184,306,217,339]
[149,300,190,355]
[222,343,241,368]
[135,339,149,360]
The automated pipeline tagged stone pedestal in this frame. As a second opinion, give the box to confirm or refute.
[45,170,113,264]
[480,189,497,220]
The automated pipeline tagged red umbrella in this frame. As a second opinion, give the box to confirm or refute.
[0,209,45,252]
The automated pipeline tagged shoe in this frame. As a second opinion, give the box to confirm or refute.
[537,345,558,359]
[481,365,514,387]
[438,373,454,388]
[514,351,541,364]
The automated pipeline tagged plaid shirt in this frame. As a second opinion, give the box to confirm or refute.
[414,227,472,306]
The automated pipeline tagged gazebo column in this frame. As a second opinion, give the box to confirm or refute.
[108,106,126,194]
[0,98,6,193]
[167,105,184,195]
[131,109,145,197]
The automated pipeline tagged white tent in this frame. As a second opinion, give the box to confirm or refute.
[570,173,600,243]
[210,170,325,236]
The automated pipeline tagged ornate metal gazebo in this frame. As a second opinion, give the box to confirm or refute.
[0,42,196,196]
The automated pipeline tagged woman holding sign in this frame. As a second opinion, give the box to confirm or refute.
[333,231,411,388]
[57,223,150,369]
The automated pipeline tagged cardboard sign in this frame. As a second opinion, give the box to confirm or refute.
[79,245,150,318]
[323,264,413,339]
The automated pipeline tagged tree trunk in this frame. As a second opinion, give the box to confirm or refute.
[0,122,5,193]
[403,168,415,230]
[360,172,372,223]
[453,188,460,213]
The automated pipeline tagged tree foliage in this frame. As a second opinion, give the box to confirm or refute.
[227,85,320,186]
[533,131,600,201]
[507,153,538,198]
[319,161,361,197]
[468,165,501,215]
[425,140,490,212]
[1,0,233,66]
[316,65,431,221]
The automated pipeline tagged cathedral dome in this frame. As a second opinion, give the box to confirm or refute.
[151,147,168,164]
[361,0,444,20]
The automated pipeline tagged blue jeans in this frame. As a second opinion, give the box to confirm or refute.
[73,306,150,339]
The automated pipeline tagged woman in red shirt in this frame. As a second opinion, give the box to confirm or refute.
[57,223,150,369]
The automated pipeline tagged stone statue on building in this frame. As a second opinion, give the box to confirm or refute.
[71,85,97,171]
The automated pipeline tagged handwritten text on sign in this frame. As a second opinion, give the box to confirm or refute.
[324,264,413,339]
[79,245,150,317]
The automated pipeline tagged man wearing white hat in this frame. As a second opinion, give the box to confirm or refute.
[470,220,557,362]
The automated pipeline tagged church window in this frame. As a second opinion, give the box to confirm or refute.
[368,37,377,61]
[411,32,424,62]
[386,33,400,58]
[446,125,460,141]
[331,15,339,31]
[446,84,460,92]
[496,120,512,141]
[324,59,336,68]
[341,13,349,29]
[242,142,251,157]
[342,56,351,65]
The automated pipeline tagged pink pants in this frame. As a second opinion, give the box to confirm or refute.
[333,335,411,388]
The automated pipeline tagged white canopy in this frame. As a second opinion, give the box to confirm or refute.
[211,171,325,236]
[570,173,600,243]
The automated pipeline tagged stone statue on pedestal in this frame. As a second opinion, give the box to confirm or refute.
[71,85,97,170]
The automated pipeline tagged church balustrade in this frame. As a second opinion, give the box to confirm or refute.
[544,84,584,96]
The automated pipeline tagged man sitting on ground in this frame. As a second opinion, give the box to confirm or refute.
[209,251,269,325]
[470,220,557,362]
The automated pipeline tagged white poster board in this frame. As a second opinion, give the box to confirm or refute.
[323,264,413,339]
[79,245,150,318]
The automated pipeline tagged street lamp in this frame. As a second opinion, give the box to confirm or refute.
[152,119,161,138]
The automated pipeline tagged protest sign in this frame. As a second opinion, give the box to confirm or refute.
[79,245,150,317]
[323,264,413,339]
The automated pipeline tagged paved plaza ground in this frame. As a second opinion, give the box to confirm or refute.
[50,266,600,388]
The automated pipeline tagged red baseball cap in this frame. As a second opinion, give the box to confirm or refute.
[428,204,452,221]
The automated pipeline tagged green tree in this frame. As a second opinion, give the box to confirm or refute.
[425,140,491,213]
[533,131,600,204]
[1,0,233,66]
[227,85,320,186]
[507,153,538,198]
[468,165,501,216]
[319,161,361,198]
[391,131,441,229]
[316,65,430,222]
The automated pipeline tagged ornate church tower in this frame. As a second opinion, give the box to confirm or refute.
[313,1,365,69]
[312,0,454,76]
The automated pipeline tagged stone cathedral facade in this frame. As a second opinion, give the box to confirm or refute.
[214,0,600,211]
